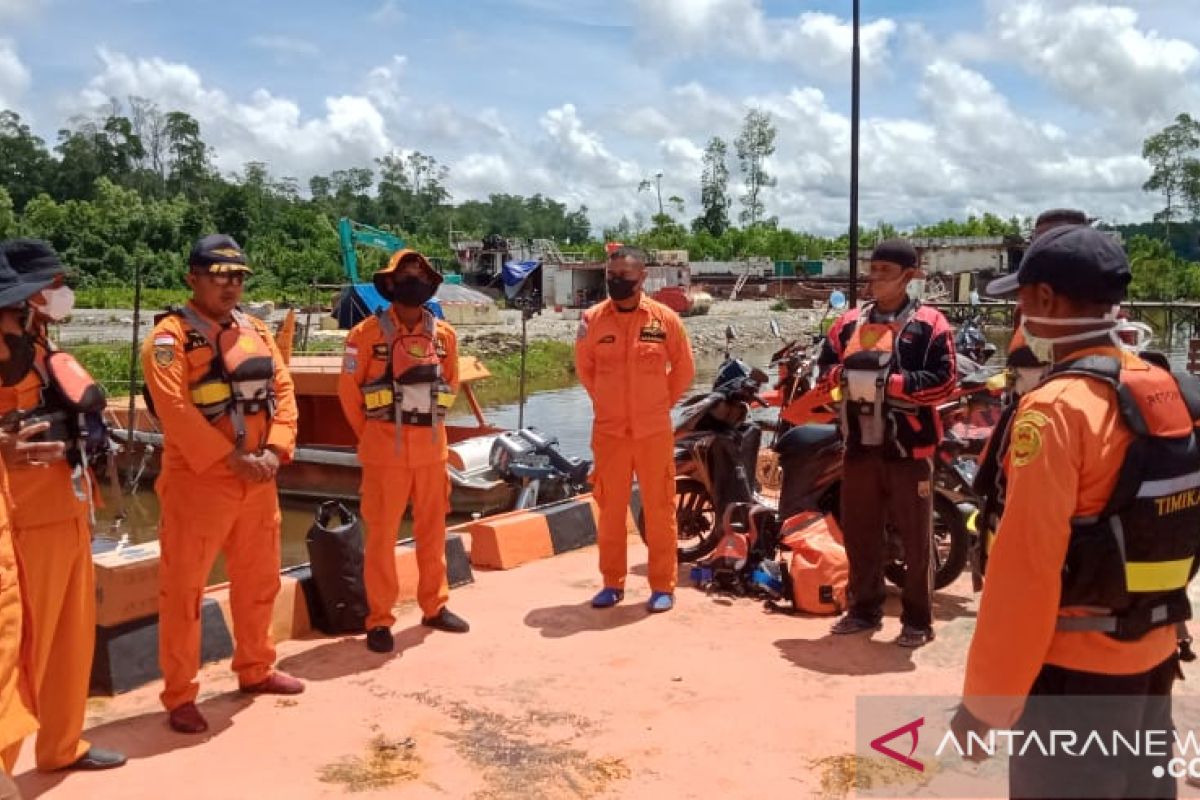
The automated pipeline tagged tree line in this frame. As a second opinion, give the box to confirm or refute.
[0,98,1197,299]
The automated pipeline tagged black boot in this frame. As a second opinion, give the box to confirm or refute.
[366,626,394,653]
[421,608,470,633]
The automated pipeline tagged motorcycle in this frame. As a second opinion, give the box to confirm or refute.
[954,312,997,366]
[630,325,771,561]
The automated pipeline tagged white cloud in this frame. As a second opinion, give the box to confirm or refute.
[76,48,394,178]
[631,0,897,78]
[993,1,1199,127]
[248,35,320,60]
[0,39,31,112]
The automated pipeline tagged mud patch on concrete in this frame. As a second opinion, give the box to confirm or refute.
[411,691,630,799]
[318,733,422,793]
[813,753,932,799]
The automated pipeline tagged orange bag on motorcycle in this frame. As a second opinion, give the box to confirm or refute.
[781,513,848,615]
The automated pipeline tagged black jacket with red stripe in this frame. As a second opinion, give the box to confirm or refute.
[817,299,957,459]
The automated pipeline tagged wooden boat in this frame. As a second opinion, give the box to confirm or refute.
[108,312,536,515]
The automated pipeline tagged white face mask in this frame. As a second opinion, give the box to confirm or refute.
[1019,309,1119,364]
[1114,320,1154,352]
[906,278,926,301]
[32,286,75,322]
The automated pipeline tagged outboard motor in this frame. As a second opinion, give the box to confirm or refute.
[489,428,592,509]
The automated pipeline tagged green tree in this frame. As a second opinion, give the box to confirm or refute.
[694,136,731,237]
[1142,113,1200,236]
[735,109,777,227]
[0,111,55,210]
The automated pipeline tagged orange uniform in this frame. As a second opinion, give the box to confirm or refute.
[0,463,37,775]
[142,303,297,711]
[0,343,95,770]
[575,296,695,592]
[337,307,459,626]
[963,347,1179,728]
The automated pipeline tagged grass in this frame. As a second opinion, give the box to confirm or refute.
[70,338,580,408]
[469,341,578,407]
[74,286,296,310]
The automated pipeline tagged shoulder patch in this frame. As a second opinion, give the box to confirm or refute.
[153,346,174,367]
[1010,409,1050,468]
[639,317,667,343]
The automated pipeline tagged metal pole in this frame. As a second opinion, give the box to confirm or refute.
[126,260,142,435]
[655,173,664,218]
[518,313,528,429]
[848,0,861,308]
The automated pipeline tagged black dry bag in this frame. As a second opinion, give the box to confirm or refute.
[305,501,368,634]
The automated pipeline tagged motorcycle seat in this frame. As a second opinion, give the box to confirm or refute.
[772,423,840,459]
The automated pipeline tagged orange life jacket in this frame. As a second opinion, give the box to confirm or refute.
[360,308,453,428]
[1034,355,1200,641]
[158,306,277,449]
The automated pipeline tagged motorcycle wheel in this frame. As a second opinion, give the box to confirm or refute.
[884,493,970,591]
[636,477,722,562]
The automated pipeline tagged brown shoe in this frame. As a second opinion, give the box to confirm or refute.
[239,671,305,696]
[168,702,209,734]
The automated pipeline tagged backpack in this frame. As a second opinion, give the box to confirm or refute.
[304,501,368,634]
[779,511,848,615]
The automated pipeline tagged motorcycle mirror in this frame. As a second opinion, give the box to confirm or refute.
[769,319,781,339]
[829,290,847,310]
[725,325,737,341]
[750,367,770,384]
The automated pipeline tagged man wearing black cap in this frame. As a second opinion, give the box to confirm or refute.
[0,239,125,772]
[972,208,1093,582]
[0,247,51,798]
[954,225,1198,797]
[818,238,957,647]
[142,234,302,734]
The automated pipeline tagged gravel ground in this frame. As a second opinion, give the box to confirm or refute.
[54,300,826,357]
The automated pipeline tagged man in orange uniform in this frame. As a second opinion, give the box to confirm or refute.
[575,245,695,613]
[338,249,467,653]
[0,251,50,799]
[143,234,303,735]
[954,225,1196,798]
[0,240,125,771]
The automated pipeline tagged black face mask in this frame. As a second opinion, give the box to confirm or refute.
[391,277,436,308]
[606,277,639,302]
[0,333,35,386]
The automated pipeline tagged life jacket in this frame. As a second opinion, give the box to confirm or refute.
[360,308,454,430]
[144,306,276,449]
[838,301,917,448]
[23,342,108,467]
[1023,355,1200,642]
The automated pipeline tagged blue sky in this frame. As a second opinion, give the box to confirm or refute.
[2,0,1199,233]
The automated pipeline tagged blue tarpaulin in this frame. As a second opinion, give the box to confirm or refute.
[501,260,541,300]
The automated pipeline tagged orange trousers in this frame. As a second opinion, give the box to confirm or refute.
[9,511,92,770]
[156,473,281,711]
[593,430,677,593]
[360,464,449,628]
[0,526,35,777]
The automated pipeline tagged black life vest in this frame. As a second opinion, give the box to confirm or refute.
[1026,355,1200,642]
